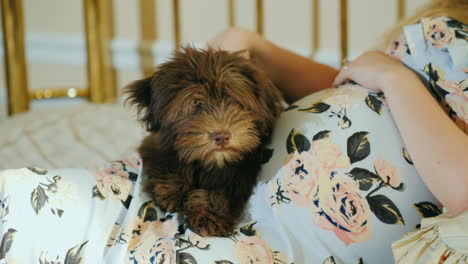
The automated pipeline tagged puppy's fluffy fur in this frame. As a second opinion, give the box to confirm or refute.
[125,46,283,236]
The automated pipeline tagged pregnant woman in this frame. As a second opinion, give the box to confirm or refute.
[207,0,468,262]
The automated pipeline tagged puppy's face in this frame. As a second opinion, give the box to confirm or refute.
[126,47,283,168]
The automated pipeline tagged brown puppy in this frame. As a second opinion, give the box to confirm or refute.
[125,46,283,236]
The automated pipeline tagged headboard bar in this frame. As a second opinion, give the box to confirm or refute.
[398,0,406,20]
[228,0,235,27]
[340,0,348,66]
[1,0,29,115]
[312,0,320,58]
[172,0,181,49]
[139,0,158,76]
[256,0,264,36]
[83,0,117,103]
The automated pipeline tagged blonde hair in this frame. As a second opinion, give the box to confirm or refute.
[378,0,468,50]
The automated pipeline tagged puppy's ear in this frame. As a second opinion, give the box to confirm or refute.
[124,76,161,132]
[257,73,284,118]
[257,73,284,134]
[240,63,284,136]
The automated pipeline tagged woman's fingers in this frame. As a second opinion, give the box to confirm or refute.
[207,28,251,52]
[333,64,353,87]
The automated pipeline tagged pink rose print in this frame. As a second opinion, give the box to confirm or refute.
[374,158,401,188]
[311,138,351,173]
[106,223,121,247]
[273,134,351,208]
[187,230,210,249]
[121,155,142,172]
[422,18,456,49]
[128,217,179,263]
[153,217,179,238]
[323,85,368,109]
[266,178,290,209]
[386,34,408,59]
[93,161,135,202]
[315,172,372,246]
[152,238,177,264]
[280,152,323,206]
[437,80,468,98]
[94,171,133,201]
[446,93,468,124]
[234,236,274,264]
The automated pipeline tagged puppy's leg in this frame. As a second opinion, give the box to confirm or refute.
[144,175,190,212]
[183,189,238,237]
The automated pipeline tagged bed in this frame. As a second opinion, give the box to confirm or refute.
[3,1,466,264]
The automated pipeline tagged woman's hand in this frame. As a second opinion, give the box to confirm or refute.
[332,51,411,93]
[207,28,339,102]
[207,28,258,58]
[336,53,468,216]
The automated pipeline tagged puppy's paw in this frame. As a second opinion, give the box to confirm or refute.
[183,189,237,237]
[185,210,236,237]
[144,179,187,212]
[153,194,183,212]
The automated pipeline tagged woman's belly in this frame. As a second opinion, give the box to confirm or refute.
[253,84,440,263]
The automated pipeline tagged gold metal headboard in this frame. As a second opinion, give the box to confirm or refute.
[311,0,320,58]
[3,0,407,116]
[1,0,117,116]
[256,0,264,36]
[1,0,29,115]
[173,0,180,49]
[398,0,406,20]
[83,0,117,103]
[340,0,348,66]
[228,0,235,27]
[139,0,158,76]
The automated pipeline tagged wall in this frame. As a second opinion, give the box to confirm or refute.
[0,0,431,120]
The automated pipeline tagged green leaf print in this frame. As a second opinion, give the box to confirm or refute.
[350,167,380,191]
[178,252,198,264]
[323,256,337,264]
[0,228,17,260]
[402,148,414,165]
[367,194,405,225]
[31,185,48,215]
[286,129,311,154]
[261,148,274,164]
[284,104,299,111]
[214,261,234,264]
[298,102,331,113]
[414,202,442,218]
[454,30,468,41]
[137,200,158,222]
[240,222,258,237]
[347,132,371,164]
[365,95,383,115]
[64,241,88,264]
[0,195,10,223]
[313,130,331,141]
[27,167,48,175]
[92,186,105,200]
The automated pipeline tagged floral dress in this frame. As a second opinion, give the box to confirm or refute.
[0,17,466,264]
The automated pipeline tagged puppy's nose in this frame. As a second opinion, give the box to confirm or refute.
[212,131,231,147]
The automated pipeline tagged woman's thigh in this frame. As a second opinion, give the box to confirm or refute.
[0,161,294,264]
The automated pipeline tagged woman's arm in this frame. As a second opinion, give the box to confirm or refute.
[208,28,339,103]
[334,51,468,216]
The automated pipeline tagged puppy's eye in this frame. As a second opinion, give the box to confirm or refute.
[192,99,203,112]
